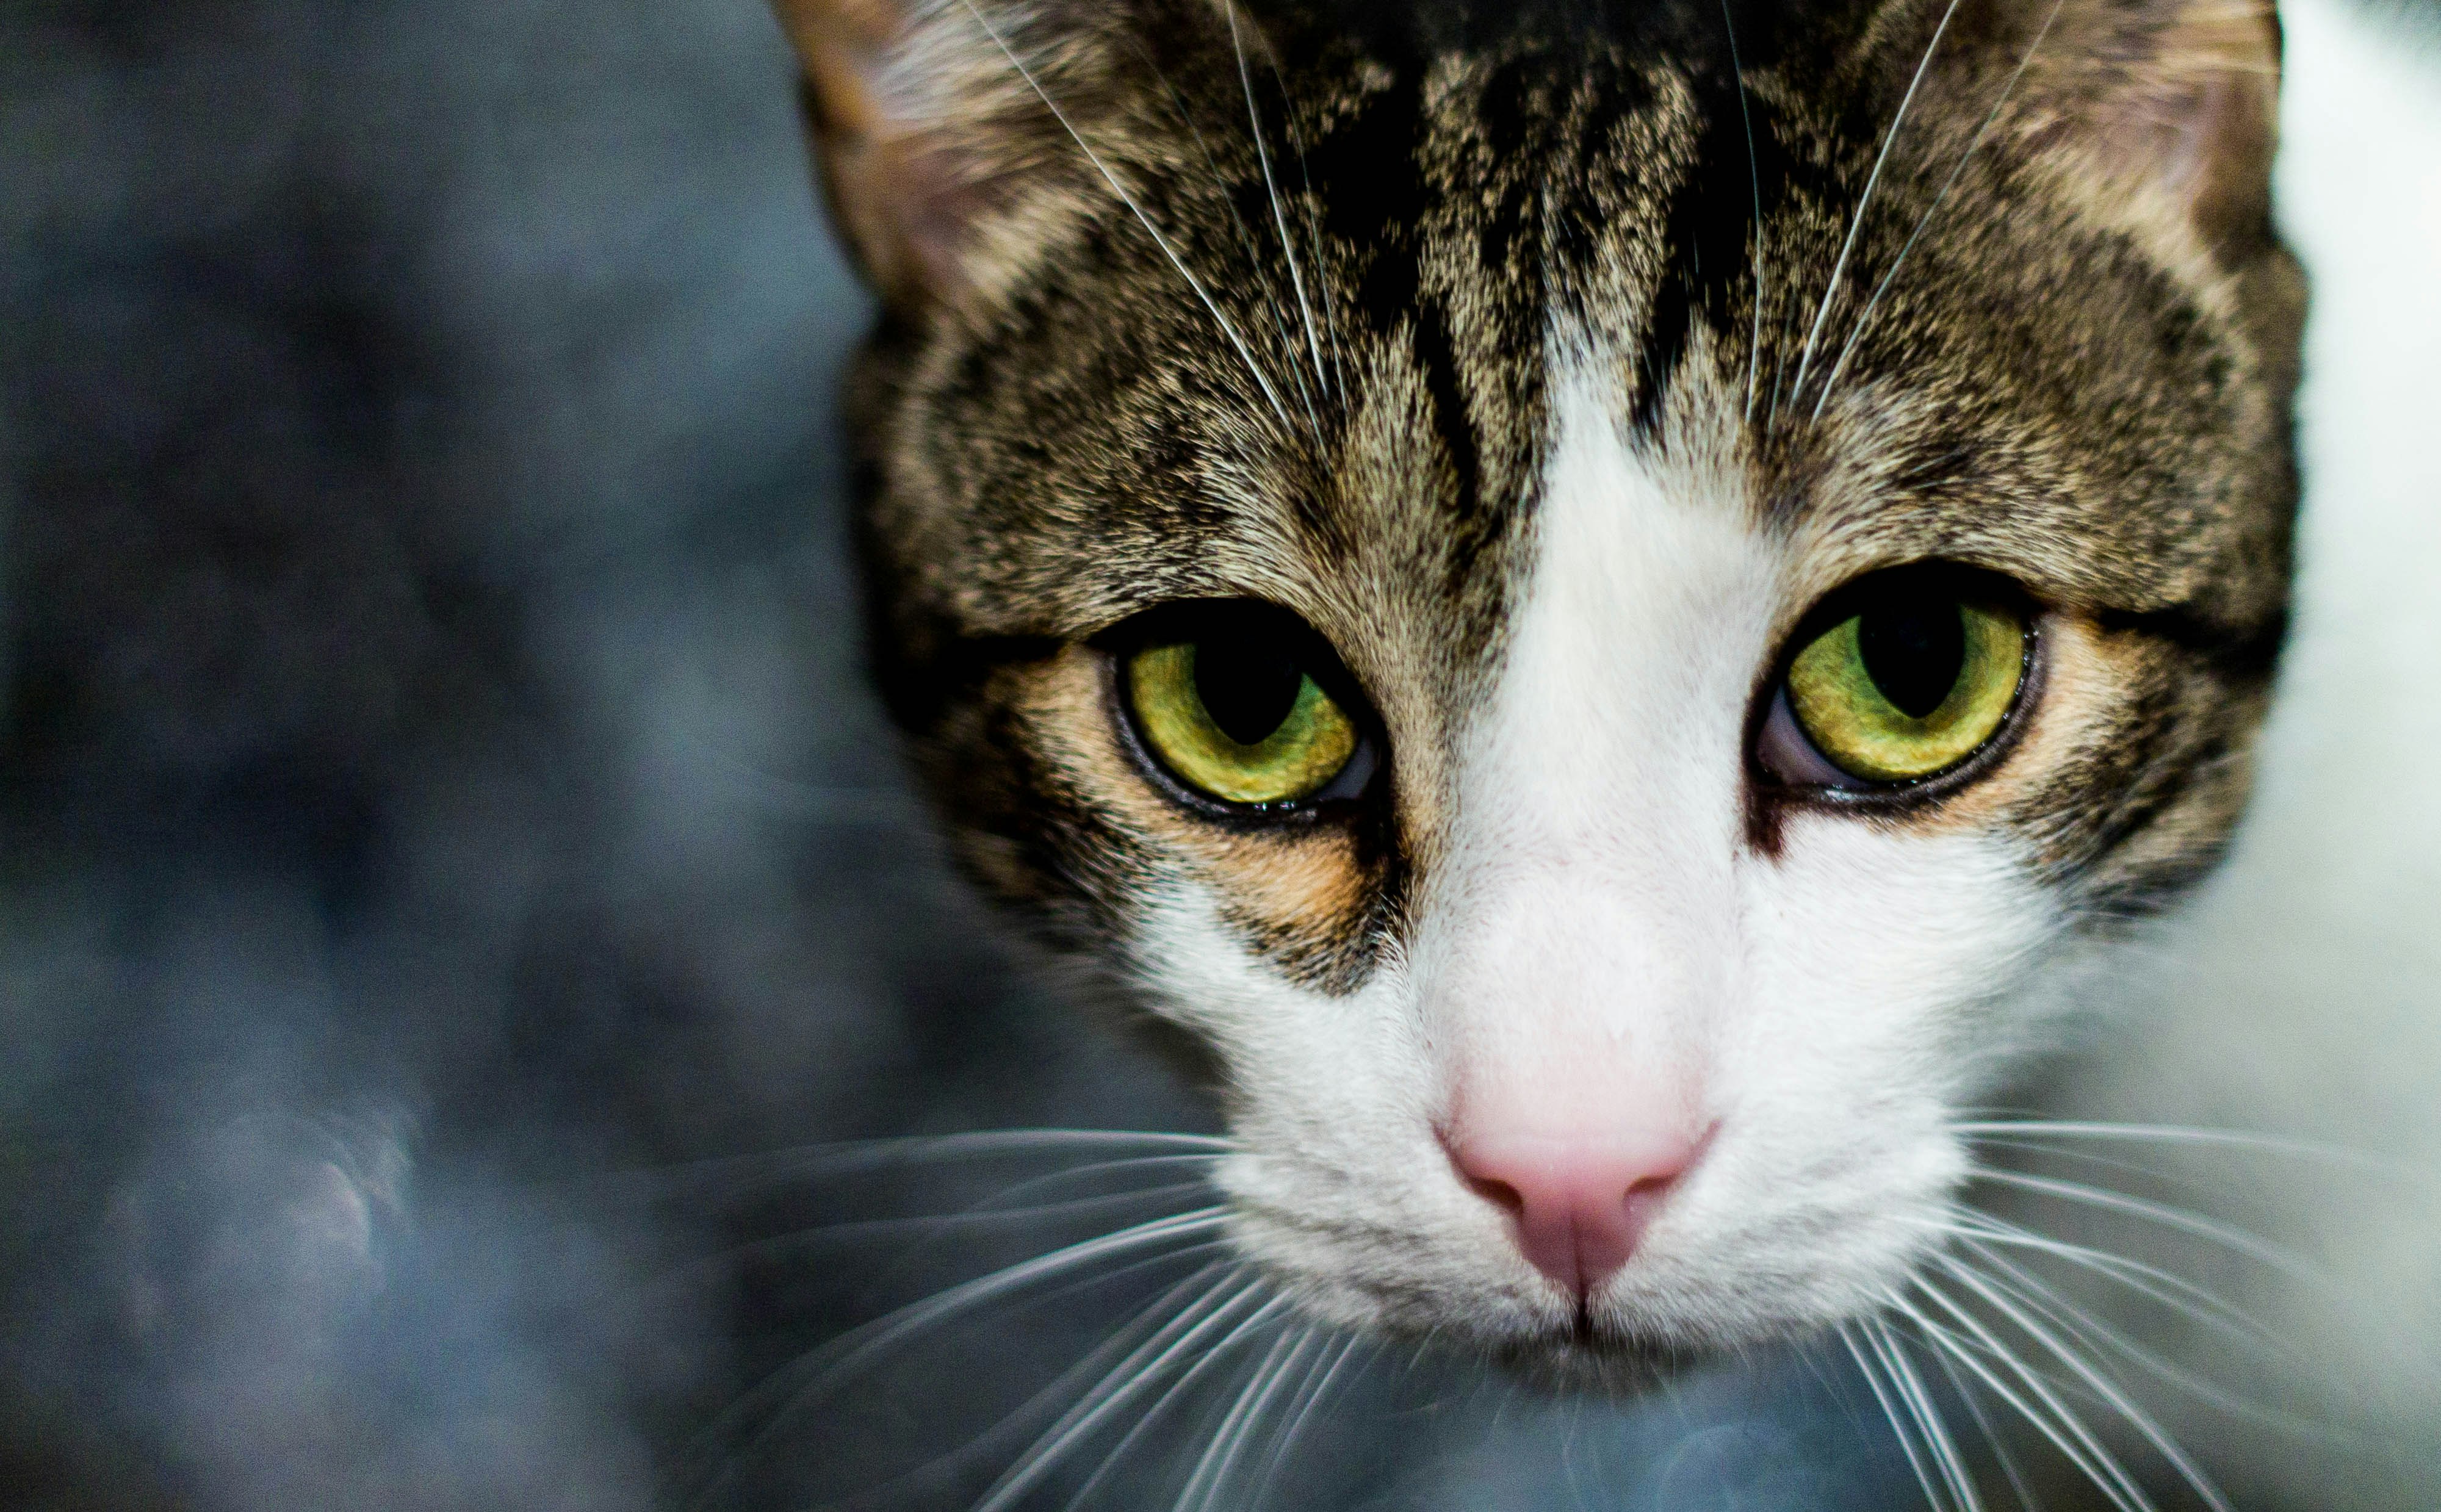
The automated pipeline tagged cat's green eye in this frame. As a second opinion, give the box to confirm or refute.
[1775,578,2029,786]
[1122,615,1362,808]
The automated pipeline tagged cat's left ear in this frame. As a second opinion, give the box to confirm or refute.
[1956,0,2284,260]
[769,0,1123,309]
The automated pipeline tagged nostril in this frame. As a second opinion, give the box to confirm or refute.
[1440,1128,1521,1213]
[1459,1169,1524,1219]
[1626,1169,1679,1202]
[1621,1168,1681,1228]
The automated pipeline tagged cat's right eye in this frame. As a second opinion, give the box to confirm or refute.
[1116,604,1372,812]
[1756,566,2033,791]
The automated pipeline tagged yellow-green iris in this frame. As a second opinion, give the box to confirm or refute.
[1785,594,2026,782]
[1127,640,1358,805]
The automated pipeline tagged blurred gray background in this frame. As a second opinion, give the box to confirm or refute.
[2,1,2433,1508]
[0,1,1909,1506]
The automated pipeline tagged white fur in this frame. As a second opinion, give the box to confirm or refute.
[1131,351,2061,1354]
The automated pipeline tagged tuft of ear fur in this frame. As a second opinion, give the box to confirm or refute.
[770,0,1117,309]
[2001,0,2284,264]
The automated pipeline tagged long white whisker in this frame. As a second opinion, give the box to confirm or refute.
[1950,1212,2279,1358]
[710,1208,1230,1471]
[1177,1325,1310,1512]
[1842,1320,1952,1511]
[1786,0,1964,420]
[1130,35,1314,417]
[1970,1140,2278,1210]
[1958,1234,2348,1443]
[1958,1118,2400,1175]
[1217,4,1321,433]
[1810,0,2064,422]
[1248,1332,1361,1507]
[957,0,1298,435]
[978,1150,1224,1195]
[1938,1251,2235,1512]
[1765,273,1803,431]
[1217,1330,1327,1511]
[1227,0,1330,431]
[605,1128,1229,1202]
[682,1217,1228,1508]
[1969,1168,2326,1288]
[1044,1289,1299,1512]
[929,1151,1223,1227]
[786,1257,1235,1512]
[686,1178,1219,1275]
[1908,1314,2135,1511]
[1870,1314,1983,1511]
[1177,1336,1299,1512]
[1719,0,1767,426]
[1922,1313,2042,1511]
[968,1269,1272,1512]
[651,1154,1217,1276]
[1267,52,1346,404]
[1903,1275,2157,1512]
[1238,1335,1328,1512]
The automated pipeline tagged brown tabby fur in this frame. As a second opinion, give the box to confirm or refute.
[776,0,2301,993]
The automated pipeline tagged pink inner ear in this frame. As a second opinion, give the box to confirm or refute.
[778,0,1059,308]
[2155,71,2235,204]
[804,79,1023,309]
[886,140,1017,297]
[2032,0,2281,246]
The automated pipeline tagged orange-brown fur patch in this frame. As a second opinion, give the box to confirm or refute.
[1005,644,1382,985]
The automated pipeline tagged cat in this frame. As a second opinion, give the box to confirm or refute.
[757,0,2396,1501]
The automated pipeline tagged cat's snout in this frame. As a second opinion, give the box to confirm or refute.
[1440,1122,1712,1297]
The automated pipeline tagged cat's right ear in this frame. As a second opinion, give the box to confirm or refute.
[770,0,1098,310]
[1963,0,2285,263]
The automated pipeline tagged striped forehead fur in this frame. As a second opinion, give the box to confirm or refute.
[850,0,2296,931]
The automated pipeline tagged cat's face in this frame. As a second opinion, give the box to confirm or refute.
[776,0,2301,1369]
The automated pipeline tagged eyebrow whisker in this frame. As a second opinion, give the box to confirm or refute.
[1785,0,1966,430]
[957,0,1300,436]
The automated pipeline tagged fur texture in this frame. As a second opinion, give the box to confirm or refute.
[773,0,2304,1380]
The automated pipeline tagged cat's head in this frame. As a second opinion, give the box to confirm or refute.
[773,0,2302,1369]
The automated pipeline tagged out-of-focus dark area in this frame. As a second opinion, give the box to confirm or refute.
[4,0,2437,1508]
[0,2,1913,1507]
[0,0,1209,1503]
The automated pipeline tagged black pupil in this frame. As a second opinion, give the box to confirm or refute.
[1194,633,1304,746]
[1856,594,1966,719]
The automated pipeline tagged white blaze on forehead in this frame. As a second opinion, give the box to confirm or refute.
[1408,351,2057,1146]
[1410,358,1784,1136]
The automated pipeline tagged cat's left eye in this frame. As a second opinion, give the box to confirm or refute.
[1756,567,2033,792]
[1116,604,1372,812]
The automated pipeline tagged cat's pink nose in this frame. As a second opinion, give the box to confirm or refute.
[1443,1128,1706,1296]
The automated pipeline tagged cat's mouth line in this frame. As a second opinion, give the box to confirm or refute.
[1220,1199,1851,1354]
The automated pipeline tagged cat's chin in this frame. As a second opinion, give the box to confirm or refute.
[1474,1327,1707,1396]
[1264,1261,1781,1395]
